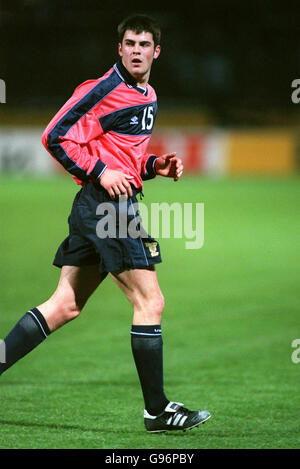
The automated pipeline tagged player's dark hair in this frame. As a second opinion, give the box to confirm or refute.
[117,14,161,47]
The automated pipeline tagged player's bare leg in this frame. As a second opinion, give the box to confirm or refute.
[110,265,164,325]
[0,264,106,375]
[38,264,107,332]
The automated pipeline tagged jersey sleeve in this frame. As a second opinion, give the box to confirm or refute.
[41,79,107,182]
[141,153,158,181]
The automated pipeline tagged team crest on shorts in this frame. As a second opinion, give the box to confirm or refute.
[145,241,159,257]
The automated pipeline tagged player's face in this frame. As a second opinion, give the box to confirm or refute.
[118,30,160,85]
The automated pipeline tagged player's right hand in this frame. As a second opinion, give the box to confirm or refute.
[99,168,134,199]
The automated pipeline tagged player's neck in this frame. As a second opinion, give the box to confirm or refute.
[135,72,150,88]
[120,59,150,88]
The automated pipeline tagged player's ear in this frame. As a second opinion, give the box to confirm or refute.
[118,43,123,57]
[153,45,161,60]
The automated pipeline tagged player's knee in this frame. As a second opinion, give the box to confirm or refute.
[155,293,165,317]
[56,298,82,323]
[65,303,82,322]
[143,293,165,322]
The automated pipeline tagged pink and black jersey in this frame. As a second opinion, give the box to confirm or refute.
[42,61,158,190]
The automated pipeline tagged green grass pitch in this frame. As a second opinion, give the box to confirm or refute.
[0,174,299,449]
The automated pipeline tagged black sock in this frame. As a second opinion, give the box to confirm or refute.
[0,307,51,375]
[131,325,169,416]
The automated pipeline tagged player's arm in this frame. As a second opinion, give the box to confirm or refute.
[141,154,158,181]
[98,169,133,199]
[42,80,133,198]
[154,152,184,181]
[141,152,183,182]
[42,80,108,183]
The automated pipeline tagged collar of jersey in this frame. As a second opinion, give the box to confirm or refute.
[114,60,148,95]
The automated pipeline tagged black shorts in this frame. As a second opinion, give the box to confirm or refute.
[53,182,162,274]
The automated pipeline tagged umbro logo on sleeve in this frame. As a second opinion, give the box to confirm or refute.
[130,116,139,125]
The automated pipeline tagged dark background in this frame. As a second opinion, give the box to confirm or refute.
[1,0,299,126]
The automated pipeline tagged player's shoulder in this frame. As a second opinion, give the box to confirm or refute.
[146,83,157,102]
[72,66,117,98]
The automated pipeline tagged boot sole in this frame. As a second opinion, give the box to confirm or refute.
[146,413,211,433]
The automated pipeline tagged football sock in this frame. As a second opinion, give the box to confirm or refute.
[131,324,169,416]
[0,307,51,375]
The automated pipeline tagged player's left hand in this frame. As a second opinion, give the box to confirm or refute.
[154,152,184,181]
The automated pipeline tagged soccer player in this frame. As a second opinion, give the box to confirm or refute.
[0,14,211,432]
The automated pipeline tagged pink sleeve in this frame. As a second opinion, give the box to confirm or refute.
[42,79,107,182]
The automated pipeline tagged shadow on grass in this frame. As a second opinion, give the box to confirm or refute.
[0,379,137,387]
[0,418,132,434]
[0,418,211,440]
